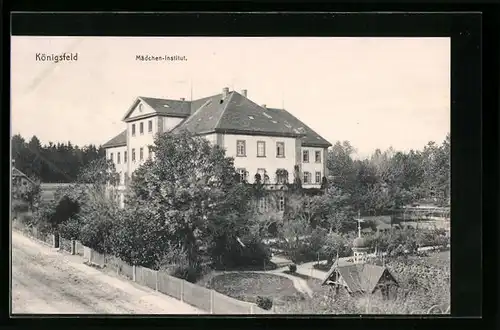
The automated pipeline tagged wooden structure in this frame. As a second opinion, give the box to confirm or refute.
[322,211,399,299]
[12,166,36,198]
[322,260,399,299]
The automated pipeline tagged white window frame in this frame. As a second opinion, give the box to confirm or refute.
[303,150,309,163]
[279,196,285,212]
[237,168,247,182]
[315,150,321,163]
[276,142,285,158]
[257,141,266,157]
[315,171,321,183]
[236,140,246,157]
[303,171,311,184]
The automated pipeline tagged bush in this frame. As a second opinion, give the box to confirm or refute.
[289,264,297,273]
[256,296,273,310]
[211,235,271,269]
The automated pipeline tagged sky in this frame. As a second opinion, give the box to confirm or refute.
[11,37,450,159]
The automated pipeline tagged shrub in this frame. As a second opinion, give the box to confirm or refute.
[256,296,273,310]
[289,264,297,273]
[211,235,271,269]
[157,244,210,283]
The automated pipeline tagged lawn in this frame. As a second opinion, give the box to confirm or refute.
[197,271,305,306]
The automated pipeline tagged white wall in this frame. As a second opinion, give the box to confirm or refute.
[301,146,325,188]
[105,145,127,187]
[162,116,184,133]
[221,134,297,184]
[126,115,184,174]
[127,99,156,119]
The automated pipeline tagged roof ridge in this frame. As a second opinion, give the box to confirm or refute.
[181,97,216,128]
[213,91,236,130]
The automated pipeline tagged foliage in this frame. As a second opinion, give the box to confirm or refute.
[129,131,254,269]
[12,134,105,183]
[288,264,297,273]
[281,254,449,314]
[325,134,450,214]
[321,232,353,262]
[275,169,289,184]
[257,296,273,310]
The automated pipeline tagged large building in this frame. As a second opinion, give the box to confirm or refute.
[103,87,332,207]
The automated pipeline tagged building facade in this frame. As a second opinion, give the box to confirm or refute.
[103,87,332,208]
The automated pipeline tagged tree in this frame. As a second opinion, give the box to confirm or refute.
[129,131,254,269]
[327,141,356,191]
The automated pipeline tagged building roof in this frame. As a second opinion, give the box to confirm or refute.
[173,91,311,138]
[12,167,36,185]
[106,89,332,148]
[266,107,332,147]
[102,130,127,148]
[323,262,396,293]
[353,237,369,248]
[122,97,192,121]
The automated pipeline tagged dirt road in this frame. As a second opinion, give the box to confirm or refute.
[11,231,205,314]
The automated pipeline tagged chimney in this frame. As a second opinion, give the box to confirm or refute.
[180,97,185,101]
[261,104,267,108]
[241,89,247,98]
[222,87,229,98]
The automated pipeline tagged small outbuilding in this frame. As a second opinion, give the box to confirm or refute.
[322,260,399,299]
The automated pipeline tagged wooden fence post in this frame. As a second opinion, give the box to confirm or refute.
[210,289,214,314]
[71,239,76,255]
[155,271,158,291]
[132,265,136,282]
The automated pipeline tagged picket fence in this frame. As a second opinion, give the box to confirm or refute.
[80,246,273,314]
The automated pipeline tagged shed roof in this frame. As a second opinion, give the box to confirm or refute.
[323,262,397,294]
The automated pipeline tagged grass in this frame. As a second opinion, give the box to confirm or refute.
[197,271,305,306]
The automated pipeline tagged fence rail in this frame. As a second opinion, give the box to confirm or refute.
[80,244,271,314]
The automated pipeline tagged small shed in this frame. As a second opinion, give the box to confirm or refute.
[322,260,399,299]
[12,167,36,198]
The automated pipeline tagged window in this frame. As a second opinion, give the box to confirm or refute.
[279,196,285,211]
[132,124,136,136]
[148,120,153,133]
[236,140,246,157]
[257,168,267,182]
[303,150,309,162]
[257,141,266,157]
[237,168,247,182]
[124,151,127,163]
[276,168,288,184]
[315,171,321,183]
[140,147,144,161]
[276,142,285,158]
[132,148,136,162]
[315,150,322,163]
[140,122,144,135]
[117,152,121,164]
[148,146,153,159]
[303,171,311,184]
[258,197,268,212]
[110,153,113,161]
